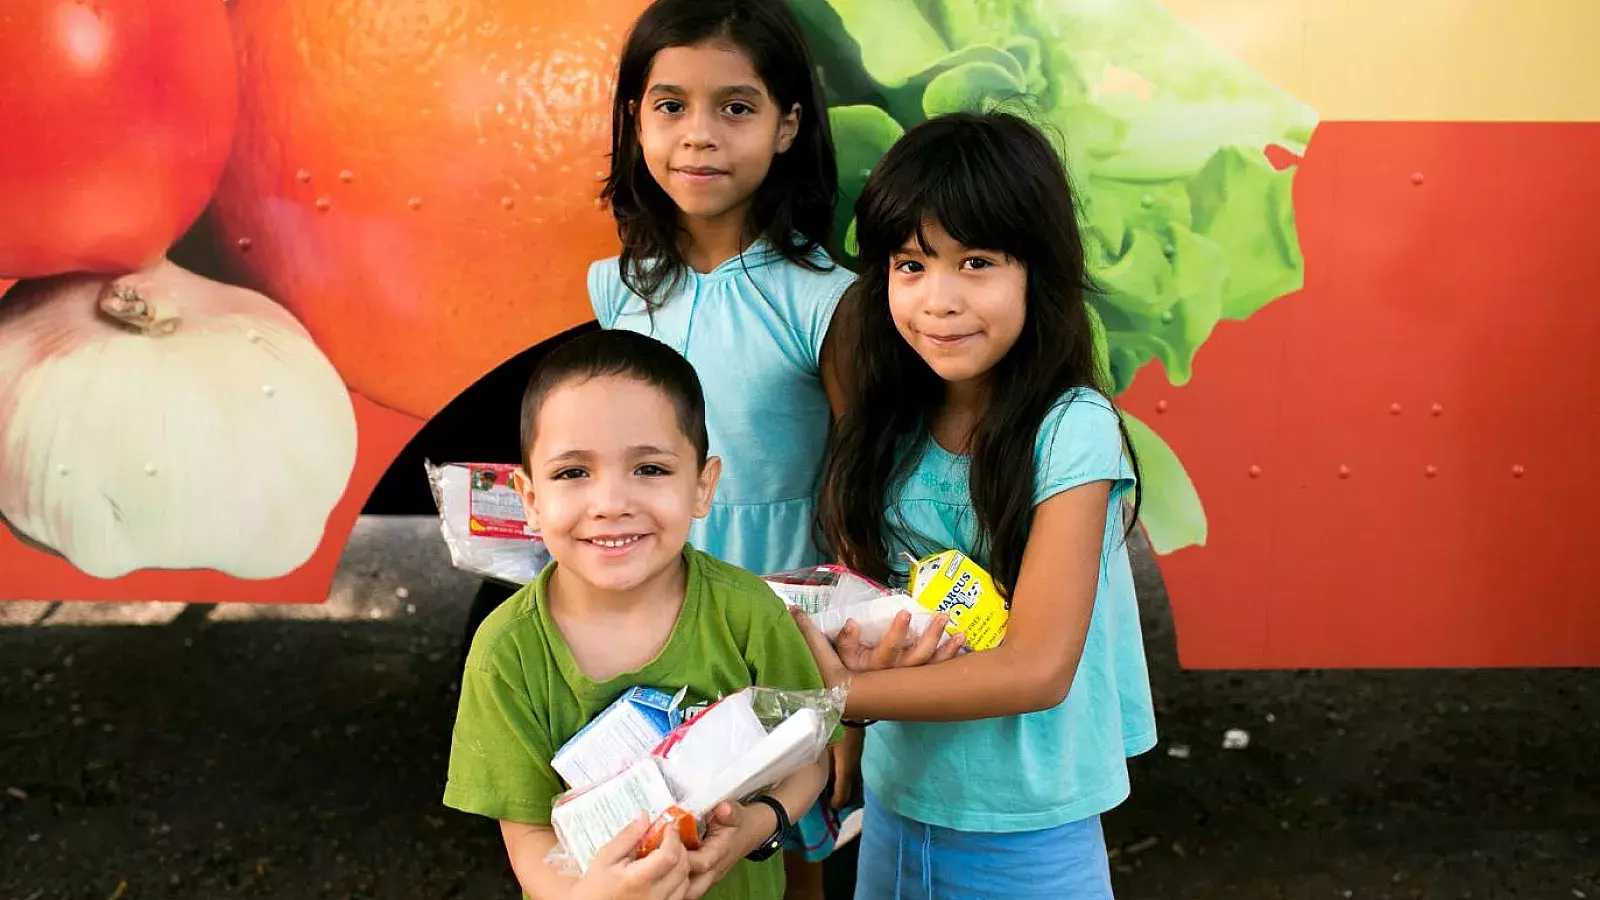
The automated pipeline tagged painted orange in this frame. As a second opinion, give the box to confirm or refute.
[1125,121,1600,668]
[210,0,650,419]
[0,395,421,603]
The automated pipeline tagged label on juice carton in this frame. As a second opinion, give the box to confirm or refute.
[909,550,1008,651]
[553,687,682,791]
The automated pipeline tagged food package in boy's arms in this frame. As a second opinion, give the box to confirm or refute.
[425,461,552,586]
[550,756,686,874]
[762,564,935,645]
[543,686,847,875]
[908,550,1009,652]
[552,687,685,792]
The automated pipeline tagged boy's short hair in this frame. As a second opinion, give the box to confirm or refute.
[520,329,710,468]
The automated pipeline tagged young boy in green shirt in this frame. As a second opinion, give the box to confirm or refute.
[444,329,830,900]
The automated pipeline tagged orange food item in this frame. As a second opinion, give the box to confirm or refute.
[638,806,700,856]
[211,0,650,417]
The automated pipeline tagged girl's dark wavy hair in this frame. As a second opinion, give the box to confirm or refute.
[818,111,1142,595]
[602,0,837,305]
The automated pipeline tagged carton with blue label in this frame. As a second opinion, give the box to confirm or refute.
[551,686,683,791]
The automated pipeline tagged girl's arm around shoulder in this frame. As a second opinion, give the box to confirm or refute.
[811,481,1114,723]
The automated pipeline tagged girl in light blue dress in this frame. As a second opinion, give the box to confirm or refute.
[588,0,856,895]
[796,111,1158,899]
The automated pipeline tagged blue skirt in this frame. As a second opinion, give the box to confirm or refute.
[854,788,1115,900]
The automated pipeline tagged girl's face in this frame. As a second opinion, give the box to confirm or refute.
[636,39,799,228]
[517,374,720,596]
[888,220,1028,390]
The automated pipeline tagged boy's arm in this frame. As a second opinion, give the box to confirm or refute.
[685,752,829,897]
[502,822,580,900]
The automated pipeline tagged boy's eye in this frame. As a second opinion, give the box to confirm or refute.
[636,463,671,477]
[552,467,587,480]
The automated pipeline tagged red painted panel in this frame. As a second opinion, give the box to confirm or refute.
[1128,121,1600,668]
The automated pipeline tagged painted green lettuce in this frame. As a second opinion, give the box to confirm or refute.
[793,0,1317,553]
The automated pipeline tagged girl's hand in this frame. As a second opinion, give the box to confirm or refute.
[573,815,691,900]
[789,607,963,684]
[829,729,864,810]
[684,802,763,898]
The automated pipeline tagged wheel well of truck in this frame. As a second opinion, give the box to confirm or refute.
[363,320,600,516]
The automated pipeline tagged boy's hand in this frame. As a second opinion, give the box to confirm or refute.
[685,802,767,898]
[573,815,690,900]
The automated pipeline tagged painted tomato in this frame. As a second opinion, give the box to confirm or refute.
[0,0,237,279]
[211,0,650,419]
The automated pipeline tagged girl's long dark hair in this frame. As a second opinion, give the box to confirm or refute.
[602,0,837,305]
[818,111,1142,595]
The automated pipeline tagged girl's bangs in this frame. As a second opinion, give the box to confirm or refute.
[869,138,1036,262]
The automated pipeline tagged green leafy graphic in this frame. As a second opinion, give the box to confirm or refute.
[794,0,1318,553]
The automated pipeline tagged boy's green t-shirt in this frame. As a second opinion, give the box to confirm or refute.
[444,546,827,900]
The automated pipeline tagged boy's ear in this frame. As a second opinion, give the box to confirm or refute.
[776,103,801,154]
[512,467,540,531]
[693,456,722,519]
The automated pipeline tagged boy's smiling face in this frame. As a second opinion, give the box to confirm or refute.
[517,374,719,595]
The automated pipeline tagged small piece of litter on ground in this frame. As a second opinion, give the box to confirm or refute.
[6,787,27,801]
[1223,728,1250,750]
[1125,836,1160,855]
[1166,744,1191,759]
[395,586,410,600]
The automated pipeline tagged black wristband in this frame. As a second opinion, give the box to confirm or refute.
[841,717,877,728]
[744,794,791,862]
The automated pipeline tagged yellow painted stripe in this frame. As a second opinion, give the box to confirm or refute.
[1160,0,1600,122]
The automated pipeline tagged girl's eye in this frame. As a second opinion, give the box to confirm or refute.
[962,256,995,271]
[725,101,755,116]
[655,99,685,115]
[636,464,671,477]
[552,467,587,480]
[892,259,924,275]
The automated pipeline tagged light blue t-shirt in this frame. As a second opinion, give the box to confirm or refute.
[588,239,855,576]
[861,388,1158,833]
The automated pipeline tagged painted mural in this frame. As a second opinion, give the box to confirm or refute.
[1,0,1595,668]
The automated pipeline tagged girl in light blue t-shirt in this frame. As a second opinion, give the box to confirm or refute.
[586,0,856,892]
[798,111,1158,899]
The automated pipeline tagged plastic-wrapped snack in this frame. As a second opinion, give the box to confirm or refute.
[543,685,846,876]
[763,564,935,645]
[654,685,845,821]
[425,460,552,586]
[761,564,888,615]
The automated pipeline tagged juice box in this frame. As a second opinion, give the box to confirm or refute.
[908,550,1008,651]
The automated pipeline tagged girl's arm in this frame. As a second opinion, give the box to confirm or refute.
[818,290,856,419]
[806,482,1113,722]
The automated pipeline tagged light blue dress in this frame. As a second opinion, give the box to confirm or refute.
[587,238,854,578]
[855,388,1158,899]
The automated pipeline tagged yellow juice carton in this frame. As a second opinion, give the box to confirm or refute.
[908,550,1008,651]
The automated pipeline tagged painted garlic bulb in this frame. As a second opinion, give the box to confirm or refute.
[0,260,358,579]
